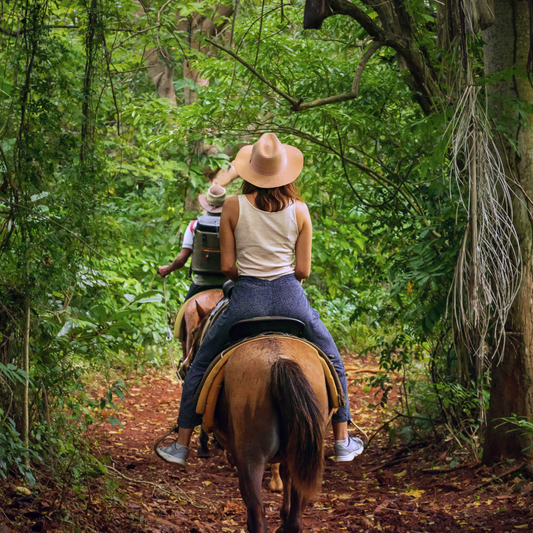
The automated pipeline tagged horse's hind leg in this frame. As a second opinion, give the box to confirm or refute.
[275,464,291,533]
[276,465,305,533]
[237,462,268,533]
[269,463,283,492]
[285,484,306,533]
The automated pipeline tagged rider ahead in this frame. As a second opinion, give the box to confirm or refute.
[157,133,363,466]
[157,184,228,299]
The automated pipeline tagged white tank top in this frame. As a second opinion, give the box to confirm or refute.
[235,195,299,280]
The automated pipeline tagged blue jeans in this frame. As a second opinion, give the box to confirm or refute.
[177,274,351,428]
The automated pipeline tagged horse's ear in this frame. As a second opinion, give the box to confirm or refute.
[195,300,207,320]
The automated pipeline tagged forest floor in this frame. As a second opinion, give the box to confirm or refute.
[1,354,533,532]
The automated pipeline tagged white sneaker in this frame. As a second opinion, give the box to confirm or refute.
[155,441,189,466]
[334,435,364,462]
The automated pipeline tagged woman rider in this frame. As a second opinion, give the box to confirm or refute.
[156,133,364,466]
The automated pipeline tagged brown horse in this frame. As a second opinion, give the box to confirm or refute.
[211,336,329,533]
[178,289,223,455]
[179,289,223,377]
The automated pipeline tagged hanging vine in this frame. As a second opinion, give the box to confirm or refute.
[449,0,522,373]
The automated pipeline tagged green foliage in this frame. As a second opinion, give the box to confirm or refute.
[497,415,533,451]
[0,417,39,485]
[0,363,38,483]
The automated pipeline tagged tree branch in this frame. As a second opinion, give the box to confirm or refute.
[329,0,405,48]
[352,40,381,94]
[0,26,19,37]
[101,33,121,135]
[272,125,424,215]
[206,37,365,111]
[299,91,361,111]
[107,466,203,508]
[329,0,438,112]
[109,25,161,53]
[205,37,299,108]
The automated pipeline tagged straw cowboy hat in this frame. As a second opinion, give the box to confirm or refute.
[198,184,227,213]
[234,133,303,188]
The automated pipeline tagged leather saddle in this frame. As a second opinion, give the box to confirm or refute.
[229,316,305,342]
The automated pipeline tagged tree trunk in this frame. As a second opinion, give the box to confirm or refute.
[22,297,30,466]
[144,46,177,105]
[482,0,533,464]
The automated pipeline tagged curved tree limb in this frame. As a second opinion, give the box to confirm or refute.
[101,33,121,135]
[331,0,401,46]
[109,25,161,53]
[337,127,418,210]
[328,0,439,113]
[299,91,363,111]
[0,26,19,37]
[205,37,298,106]
[205,37,364,111]
[107,466,203,508]
[0,197,115,263]
[352,40,382,94]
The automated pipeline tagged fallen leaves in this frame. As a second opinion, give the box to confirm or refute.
[402,488,425,498]
[219,500,246,517]
[373,499,391,513]
[359,516,374,529]
[338,493,352,500]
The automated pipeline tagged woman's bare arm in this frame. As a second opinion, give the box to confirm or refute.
[220,196,239,282]
[294,201,312,281]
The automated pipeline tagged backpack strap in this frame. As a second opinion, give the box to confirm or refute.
[188,220,197,279]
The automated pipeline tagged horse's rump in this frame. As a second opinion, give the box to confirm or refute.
[178,289,223,368]
[219,337,329,499]
[176,289,223,339]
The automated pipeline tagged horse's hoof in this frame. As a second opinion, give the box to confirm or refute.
[196,447,210,458]
[225,451,236,467]
[268,479,283,492]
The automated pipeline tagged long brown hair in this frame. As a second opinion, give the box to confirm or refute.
[242,181,302,212]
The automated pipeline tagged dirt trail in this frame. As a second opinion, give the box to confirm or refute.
[2,355,532,532]
[88,354,533,532]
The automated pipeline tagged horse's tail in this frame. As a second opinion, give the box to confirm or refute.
[270,357,324,499]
